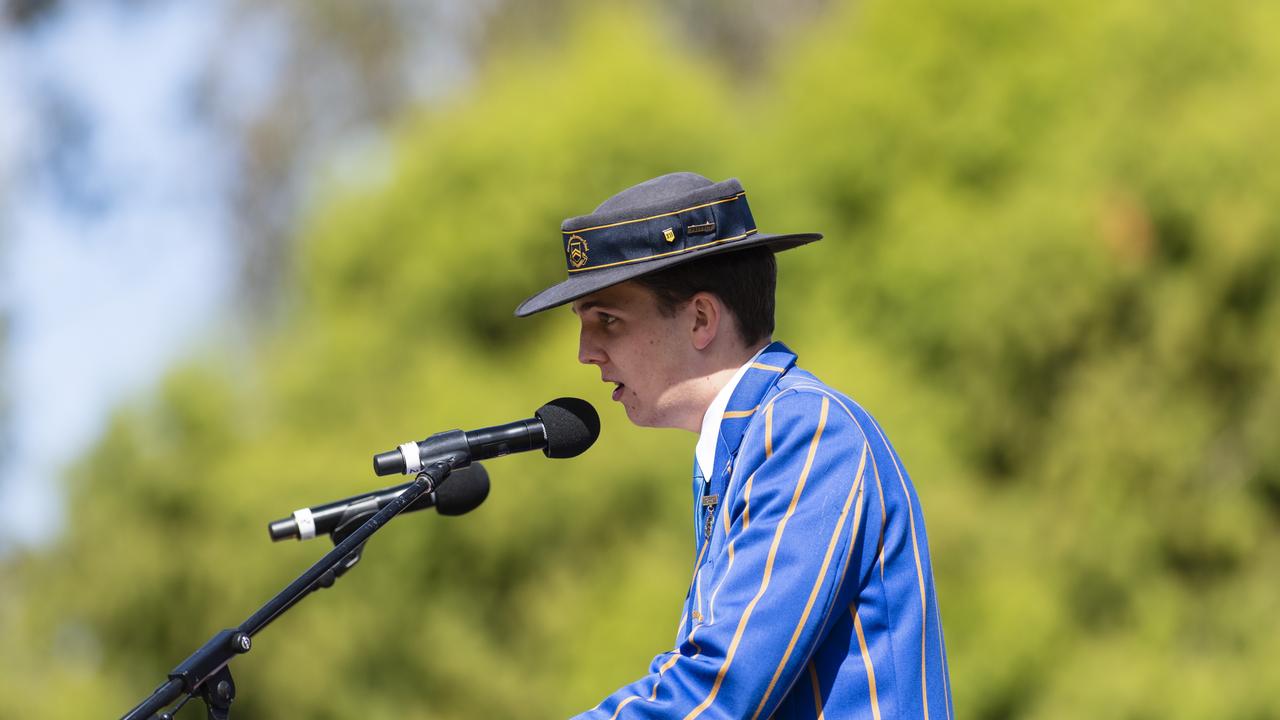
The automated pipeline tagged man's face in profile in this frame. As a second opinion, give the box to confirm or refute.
[572,281,699,429]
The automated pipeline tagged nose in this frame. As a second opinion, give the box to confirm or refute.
[578,325,606,366]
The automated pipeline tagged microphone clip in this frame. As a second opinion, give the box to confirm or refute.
[414,461,452,495]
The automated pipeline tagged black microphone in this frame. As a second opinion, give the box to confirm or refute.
[267,463,491,541]
[371,397,600,476]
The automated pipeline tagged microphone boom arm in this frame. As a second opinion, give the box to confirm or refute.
[121,459,457,720]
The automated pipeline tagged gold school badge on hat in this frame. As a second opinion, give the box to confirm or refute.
[567,235,589,269]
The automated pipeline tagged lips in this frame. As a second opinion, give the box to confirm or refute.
[602,373,625,402]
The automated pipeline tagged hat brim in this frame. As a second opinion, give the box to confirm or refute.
[514,231,822,317]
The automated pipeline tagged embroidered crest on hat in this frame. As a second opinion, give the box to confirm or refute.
[567,235,589,269]
[662,227,676,243]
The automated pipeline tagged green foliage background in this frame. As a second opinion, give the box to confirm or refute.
[4,1,1280,717]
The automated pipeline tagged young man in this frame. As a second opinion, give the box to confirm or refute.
[516,173,952,719]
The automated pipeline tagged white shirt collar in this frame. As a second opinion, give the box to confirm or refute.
[696,345,767,481]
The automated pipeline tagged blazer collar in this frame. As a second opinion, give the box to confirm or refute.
[708,340,797,480]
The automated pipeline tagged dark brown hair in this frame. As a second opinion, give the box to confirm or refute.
[635,247,777,346]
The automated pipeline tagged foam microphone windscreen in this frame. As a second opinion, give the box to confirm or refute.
[536,397,601,459]
[434,462,491,516]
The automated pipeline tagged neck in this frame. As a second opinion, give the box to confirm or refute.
[674,338,769,433]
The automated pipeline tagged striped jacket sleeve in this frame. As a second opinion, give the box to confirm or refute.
[576,388,871,719]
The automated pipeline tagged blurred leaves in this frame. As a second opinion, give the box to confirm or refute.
[5,0,1280,717]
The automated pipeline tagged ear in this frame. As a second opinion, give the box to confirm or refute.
[689,292,721,351]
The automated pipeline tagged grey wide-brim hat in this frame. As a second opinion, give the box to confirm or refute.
[513,172,822,317]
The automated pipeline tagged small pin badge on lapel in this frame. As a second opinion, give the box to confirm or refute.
[702,494,719,540]
[662,227,676,243]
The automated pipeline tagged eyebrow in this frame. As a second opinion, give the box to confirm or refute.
[573,300,608,315]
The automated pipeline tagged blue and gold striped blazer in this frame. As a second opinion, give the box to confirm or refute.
[577,342,952,719]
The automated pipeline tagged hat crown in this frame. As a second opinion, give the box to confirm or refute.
[593,172,714,214]
[562,173,743,232]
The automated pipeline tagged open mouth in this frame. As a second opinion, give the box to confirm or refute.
[611,383,624,402]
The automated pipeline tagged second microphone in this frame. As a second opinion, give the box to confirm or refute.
[268,464,490,542]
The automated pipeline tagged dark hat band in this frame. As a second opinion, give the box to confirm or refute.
[562,191,757,273]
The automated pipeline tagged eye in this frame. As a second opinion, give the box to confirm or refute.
[598,312,618,327]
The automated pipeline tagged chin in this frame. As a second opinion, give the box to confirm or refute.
[621,400,659,428]
[622,405,653,427]
[624,403,682,430]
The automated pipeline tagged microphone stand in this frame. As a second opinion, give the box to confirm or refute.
[121,460,457,720]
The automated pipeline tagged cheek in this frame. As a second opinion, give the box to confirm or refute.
[613,322,685,391]
[636,346,683,395]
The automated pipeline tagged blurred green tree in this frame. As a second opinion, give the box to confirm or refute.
[3,0,1280,718]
